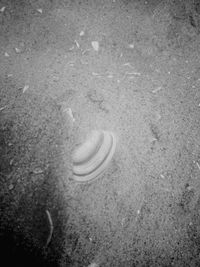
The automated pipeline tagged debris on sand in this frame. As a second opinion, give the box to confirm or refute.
[45,210,53,247]
[123,62,134,68]
[32,167,44,174]
[8,184,14,190]
[22,85,29,93]
[0,6,6,12]
[91,41,99,52]
[87,263,99,267]
[152,86,162,93]
[37,8,43,14]
[80,30,85,36]
[0,106,6,111]
[75,40,80,48]
[128,43,134,49]
[66,107,75,122]
[196,162,200,171]
[14,41,25,54]
[4,52,9,57]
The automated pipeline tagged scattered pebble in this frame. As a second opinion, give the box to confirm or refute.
[87,263,99,267]
[80,30,85,36]
[91,41,99,52]
[92,72,101,76]
[37,8,43,14]
[69,46,75,51]
[8,184,14,190]
[23,85,29,93]
[4,52,9,57]
[66,107,75,122]
[0,6,6,12]
[7,74,13,77]
[14,42,25,54]
[128,43,134,49]
[15,47,21,53]
[32,167,44,174]
[137,209,140,214]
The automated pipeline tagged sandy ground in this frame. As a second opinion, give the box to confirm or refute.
[0,0,200,266]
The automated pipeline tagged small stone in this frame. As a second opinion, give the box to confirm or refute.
[32,167,44,174]
[0,6,6,12]
[14,41,25,54]
[37,8,43,14]
[4,52,9,57]
[80,30,85,36]
[91,41,99,51]
[128,43,134,49]
[8,184,14,190]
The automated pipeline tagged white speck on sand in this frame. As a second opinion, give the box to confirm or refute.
[80,30,85,36]
[37,8,43,14]
[23,85,29,93]
[0,6,6,12]
[91,41,99,51]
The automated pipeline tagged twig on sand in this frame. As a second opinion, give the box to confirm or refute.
[0,106,6,111]
[45,210,53,247]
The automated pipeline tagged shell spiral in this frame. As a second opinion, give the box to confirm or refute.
[72,130,117,182]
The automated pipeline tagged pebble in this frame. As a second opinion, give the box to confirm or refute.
[37,8,43,14]
[14,41,25,54]
[91,41,99,52]
[32,167,44,174]
[8,184,14,190]
[0,6,6,12]
[80,30,85,36]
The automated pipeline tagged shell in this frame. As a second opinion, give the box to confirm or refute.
[72,130,117,182]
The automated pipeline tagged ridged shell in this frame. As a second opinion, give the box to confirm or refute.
[72,130,116,182]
